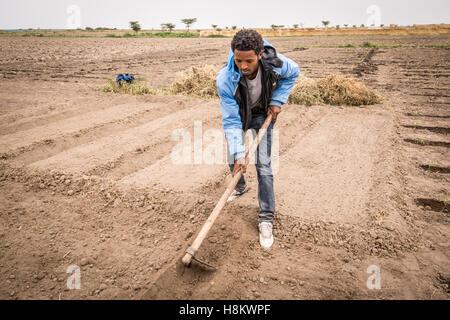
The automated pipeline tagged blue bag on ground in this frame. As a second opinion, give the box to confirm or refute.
[116,74,135,84]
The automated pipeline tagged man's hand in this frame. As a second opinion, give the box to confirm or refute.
[268,105,281,120]
[232,157,247,177]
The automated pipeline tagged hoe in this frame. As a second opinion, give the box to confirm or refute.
[182,113,273,267]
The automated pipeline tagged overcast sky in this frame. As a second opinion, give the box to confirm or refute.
[1,0,449,30]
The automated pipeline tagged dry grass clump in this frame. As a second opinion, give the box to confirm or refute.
[317,74,382,105]
[101,79,158,95]
[289,74,382,106]
[169,65,219,98]
[288,75,324,106]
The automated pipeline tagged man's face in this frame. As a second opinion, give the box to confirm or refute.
[234,49,263,79]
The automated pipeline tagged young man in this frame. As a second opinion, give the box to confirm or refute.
[216,29,300,248]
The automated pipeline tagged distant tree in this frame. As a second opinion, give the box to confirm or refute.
[380,24,384,27]
[321,20,330,28]
[360,24,365,28]
[161,23,175,32]
[217,28,222,31]
[293,24,299,29]
[336,25,340,29]
[353,25,357,28]
[129,21,141,33]
[232,26,237,30]
[344,24,348,28]
[181,18,196,32]
[168,23,176,32]
[211,24,218,30]
[271,24,285,29]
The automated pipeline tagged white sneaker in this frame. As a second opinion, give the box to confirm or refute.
[258,222,274,249]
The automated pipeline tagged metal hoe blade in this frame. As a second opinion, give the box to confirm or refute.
[191,256,216,270]
[183,247,216,270]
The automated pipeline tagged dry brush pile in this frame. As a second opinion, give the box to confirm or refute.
[168,65,219,98]
[288,74,382,106]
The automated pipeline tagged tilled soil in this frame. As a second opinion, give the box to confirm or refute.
[0,35,448,300]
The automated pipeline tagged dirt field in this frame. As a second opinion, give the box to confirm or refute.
[0,34,448,300]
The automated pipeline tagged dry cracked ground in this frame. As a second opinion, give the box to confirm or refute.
[0,35,448,300]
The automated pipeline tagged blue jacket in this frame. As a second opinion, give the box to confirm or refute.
[216,39,300,160]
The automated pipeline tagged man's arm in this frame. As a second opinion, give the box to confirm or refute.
[216,72,246,161]
[269,53,300,107]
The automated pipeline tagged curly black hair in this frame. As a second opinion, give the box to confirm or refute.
[231,29,264,55]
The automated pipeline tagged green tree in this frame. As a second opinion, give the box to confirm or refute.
[129,21,141,33]
[232,26,237,30]
[321,20,330,28]
[161,23,176,32]
[181,18,196,32]
[211,24,218,30]
[293,24,299,29]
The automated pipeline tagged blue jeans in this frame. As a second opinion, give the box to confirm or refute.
[227,113,275,223]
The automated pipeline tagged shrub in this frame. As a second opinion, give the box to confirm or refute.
[101,79,157,95]
[362,41,377,48]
